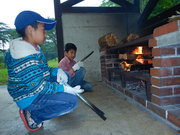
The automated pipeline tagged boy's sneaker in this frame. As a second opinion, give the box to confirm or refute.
[19,109,43,131]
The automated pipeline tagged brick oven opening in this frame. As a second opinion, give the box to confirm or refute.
[119,45,152,71]
[118,45,153,100]
[100,34,153,101]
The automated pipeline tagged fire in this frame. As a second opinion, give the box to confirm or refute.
[119,46,152,71]
[136,55,145,64]
[120,61,132,71]
[131,46,145,64]
[132,46,143,54]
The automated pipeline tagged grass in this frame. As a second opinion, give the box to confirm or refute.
[48,58,59,67]
[0,58,59,85]
[0,68,8,85]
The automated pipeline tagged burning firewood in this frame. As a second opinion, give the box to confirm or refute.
[120,61,133,71]
[119,45,152,71]
[119,54,137,60]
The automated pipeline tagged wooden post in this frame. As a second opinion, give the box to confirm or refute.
[54,0,64,61]
[134,0,140,13]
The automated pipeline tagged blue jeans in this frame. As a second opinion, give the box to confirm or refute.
[24,93,78,124]
[68,67,92,91]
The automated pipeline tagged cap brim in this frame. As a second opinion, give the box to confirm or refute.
[37,18,56,30]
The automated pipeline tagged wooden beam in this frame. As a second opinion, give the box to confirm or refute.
[133,0,140,12]
[138,0,160,26]
[61,7,139,13]
[61,0,84,7]
[54,0,64,61]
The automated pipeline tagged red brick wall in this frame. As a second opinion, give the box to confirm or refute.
[149,20,180,106]
[100,53,119,81]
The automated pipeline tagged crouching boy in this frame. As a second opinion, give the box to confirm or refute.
[5,10,83,131]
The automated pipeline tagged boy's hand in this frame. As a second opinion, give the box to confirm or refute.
[72,61,84,71]
[64,85,84,95]
[57,69,68,84]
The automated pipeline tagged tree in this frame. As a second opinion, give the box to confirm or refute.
[41,28,58,60]
[100,0,180,19]
[100,0,120,7]
[149,0,180,18]
[100,0,134,7]
[8,29,19,40]
[0,22,11,50]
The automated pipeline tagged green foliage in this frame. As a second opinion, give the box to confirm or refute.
[41,27,58,60]
[100,0,180,20]
[100,0,120,7]
[0,22,19,51]
[0,51,6,67]
[100,0,134,7]
[48,58,58,67]
[0,22,11,49]
[0,68,8,85]
[140,0,149,13]
[8,29,20,39]
[149,0,180,18]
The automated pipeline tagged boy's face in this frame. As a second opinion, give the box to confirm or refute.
[65,49,76,61]
[28,23,46,45]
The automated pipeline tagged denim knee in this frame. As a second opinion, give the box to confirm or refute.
[77,67,85,76]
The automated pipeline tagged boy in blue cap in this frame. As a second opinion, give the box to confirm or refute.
[5,10,84,131]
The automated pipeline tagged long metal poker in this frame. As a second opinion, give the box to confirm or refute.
[80,51,94,62]
[76,93,106,121]
[76,51,106,120]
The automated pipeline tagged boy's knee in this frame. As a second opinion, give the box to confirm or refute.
[77,67,86,74]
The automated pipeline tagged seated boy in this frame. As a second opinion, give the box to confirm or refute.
[58,43,92,92]
[5,10,84,131]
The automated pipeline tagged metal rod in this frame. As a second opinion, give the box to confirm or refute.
[80,51,94,62]
[76,93,106,121]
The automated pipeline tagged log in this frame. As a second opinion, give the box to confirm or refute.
[119,33,140,45]
[119,54,152,60]
[120,61,133,71]
[98,33,120,51]
[119,54,137,60]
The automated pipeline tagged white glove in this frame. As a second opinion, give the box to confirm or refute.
[57,68,68,84]
[64,85,84,95]
[72,61,84,71]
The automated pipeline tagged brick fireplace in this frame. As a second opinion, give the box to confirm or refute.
[100,20,180,132]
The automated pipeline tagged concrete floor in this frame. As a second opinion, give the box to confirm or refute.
[0,82,178,135]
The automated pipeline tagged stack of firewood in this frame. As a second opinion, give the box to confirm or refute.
[98,33,120,51]
[119,33,139,45]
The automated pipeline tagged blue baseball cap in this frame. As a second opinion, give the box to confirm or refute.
[14,10,56,31]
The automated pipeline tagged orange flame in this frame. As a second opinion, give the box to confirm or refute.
[136,55,145,64]
[132,46,145,64]
[124,61,132,68]
[120,61,132,71]
[132,46,143,54]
